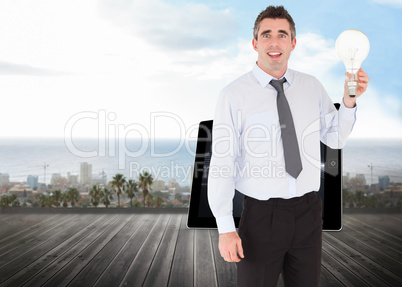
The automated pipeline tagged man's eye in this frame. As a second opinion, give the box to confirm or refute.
[262,34,270,38]
[279,34,286,38]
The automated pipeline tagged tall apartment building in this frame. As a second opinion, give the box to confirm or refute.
[27,175,39,189]
[379,176,390,190]
[67,172,79,184]
[0,173,10,186]
[80,162,92,185]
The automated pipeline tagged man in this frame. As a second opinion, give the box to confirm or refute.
[208,5,369,287]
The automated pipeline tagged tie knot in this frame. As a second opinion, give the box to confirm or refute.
[269,78,287,93]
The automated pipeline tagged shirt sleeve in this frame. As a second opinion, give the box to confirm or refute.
[320,84,357,149]
[207,90,239,234]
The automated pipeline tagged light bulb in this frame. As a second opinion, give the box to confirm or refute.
[335,29,370,97]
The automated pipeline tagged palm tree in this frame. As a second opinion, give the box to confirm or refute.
[110,174,126,208]
[0,195,17,207]
[138,171,154,207]
[126,179,138,207]
[155,196,163,208]
[101,187,114,208]
[145,193,154,208]
[61,193,68,208]
[52,190,62,207]
[355,190,366,208]
[39,194,49,207]
[89,185,102,208]
[67,188,80,207]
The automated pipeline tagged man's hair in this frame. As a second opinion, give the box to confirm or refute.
[253,6,296,41]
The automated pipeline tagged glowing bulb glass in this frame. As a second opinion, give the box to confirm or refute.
[335,29,370,97]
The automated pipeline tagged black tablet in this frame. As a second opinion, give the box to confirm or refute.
[187,108,343,231]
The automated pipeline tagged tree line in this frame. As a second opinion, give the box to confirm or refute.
[0,171,158,208]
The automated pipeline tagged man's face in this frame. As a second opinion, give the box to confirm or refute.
[252,18,296,78]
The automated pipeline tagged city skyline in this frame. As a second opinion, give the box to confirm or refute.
[0,0,401,139]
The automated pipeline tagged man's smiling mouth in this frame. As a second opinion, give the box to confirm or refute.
[268,52,282,57]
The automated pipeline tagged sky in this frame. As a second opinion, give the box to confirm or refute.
[0,0,401,140]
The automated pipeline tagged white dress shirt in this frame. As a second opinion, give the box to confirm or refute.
[208,63,357,234]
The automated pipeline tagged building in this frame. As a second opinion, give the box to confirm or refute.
[27,175,39,189]
[151,179,166,192]
[168,178,180,189]
[92,170,107,185]
[0,173,10,186]
[342,172,350,186]
[379,176,390,191]
[8,185,34,197]
[355,174,367,186]
[51,173,67,186]
[80,162,92,185]
[67,172,79,184]
[51,173,61,185]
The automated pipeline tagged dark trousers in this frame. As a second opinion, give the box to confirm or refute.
[237,191,323,287]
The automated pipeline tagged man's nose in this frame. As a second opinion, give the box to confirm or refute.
[269,39,280,47]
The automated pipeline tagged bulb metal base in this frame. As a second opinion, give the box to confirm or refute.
[347,81,358,98]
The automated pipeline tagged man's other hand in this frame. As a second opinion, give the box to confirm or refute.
[343,67,370,108]
[219,231,244,262]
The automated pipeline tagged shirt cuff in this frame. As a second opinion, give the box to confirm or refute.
[340,99,357,121]
[216,215,236,234]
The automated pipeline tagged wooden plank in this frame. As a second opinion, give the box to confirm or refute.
[168,215,195,287]
[321,249,369,287]
[0,214,104,287]
[0,212,400,287]
[119,214,170,286]
[142,214,182,287]
[209,229,237,287]
[0,214,74,259]
[62,214,142,287]
[0,214,83,281]
[92,214,158,287]
[345,214,402,239]
[323,233,402,286]
[329,228,402,276]
[340,223,402,261]
[25,214,122,287]
[322,237,388,286]
[194,229,218,287]
[0,214,60,244]
[320,265,345,286]
[344,216,402,247]
[0,213,19,222]
[42,214,133,287]
[343,216,402,249]
[0,213,50,239]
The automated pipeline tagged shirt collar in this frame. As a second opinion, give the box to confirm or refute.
[252,63,293,88]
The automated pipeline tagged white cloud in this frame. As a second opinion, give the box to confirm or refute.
[99,0,238,51]
[289,33,340,88]
[286,33,347,109]
[350,88,402,138]
[289,33,402,139]
[0,1,400,139]
[372,0,402,8]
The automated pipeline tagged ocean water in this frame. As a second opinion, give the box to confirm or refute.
[0,138,197,186]
[0,137,401,185]
[342,138,402,184]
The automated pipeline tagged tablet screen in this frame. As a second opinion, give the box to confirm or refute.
[188,108,342,231]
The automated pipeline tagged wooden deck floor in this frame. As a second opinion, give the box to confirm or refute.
[0,209,401,287]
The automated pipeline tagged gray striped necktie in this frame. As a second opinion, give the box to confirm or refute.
[270,78,303,178]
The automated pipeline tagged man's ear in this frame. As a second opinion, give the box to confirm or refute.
[291,37,296,51]
[252,38,258,52]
